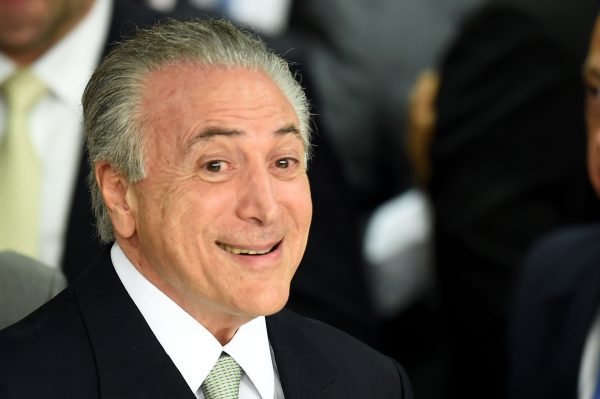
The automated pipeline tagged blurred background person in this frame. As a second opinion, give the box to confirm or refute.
[508,12,600,399]
[0,0,162,283]
[426,0,600,397]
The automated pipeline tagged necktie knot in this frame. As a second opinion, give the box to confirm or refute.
[201,352,243,399]
[2,69,47,113]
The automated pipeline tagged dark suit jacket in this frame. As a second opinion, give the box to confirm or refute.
[428,0,600,396]
[508,224,600,399]
[60,0,164,282]
[0,248,412,398]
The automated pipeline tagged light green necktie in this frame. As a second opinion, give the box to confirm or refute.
[0,69,47,257]
[201,352,243,399]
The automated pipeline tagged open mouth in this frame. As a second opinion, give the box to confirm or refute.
[216,240,281,256]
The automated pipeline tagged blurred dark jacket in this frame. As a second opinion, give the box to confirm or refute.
[428,0,600,396]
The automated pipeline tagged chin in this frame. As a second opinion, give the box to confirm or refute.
[242,285,290,317]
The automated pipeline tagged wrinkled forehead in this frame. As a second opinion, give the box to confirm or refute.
[136,63,303,152]
[138,61,308,146]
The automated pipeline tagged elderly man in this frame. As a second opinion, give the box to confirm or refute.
[0,20,411,398]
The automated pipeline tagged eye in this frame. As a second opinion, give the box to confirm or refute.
[272,157,304,179]
[275,157,301,170]
[204,160,225,173]
[276,158,292,169]
[197,159,236,182]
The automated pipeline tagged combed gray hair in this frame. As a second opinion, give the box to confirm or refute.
[83,19,312,243]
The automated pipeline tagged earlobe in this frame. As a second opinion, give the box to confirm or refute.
[95,162,137,239]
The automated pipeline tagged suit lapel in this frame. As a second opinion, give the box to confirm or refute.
[266,310,335,398]
[539,227,600,397]
[74,249,195,399]
[75,252,339,398]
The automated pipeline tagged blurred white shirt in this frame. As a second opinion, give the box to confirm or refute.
[579,309,600,399]
[363,188,433,317]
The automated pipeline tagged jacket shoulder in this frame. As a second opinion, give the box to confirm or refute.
[0,288,98,397]
[508,224,600,398]
[520,224,600,293]
[268,309,412,398]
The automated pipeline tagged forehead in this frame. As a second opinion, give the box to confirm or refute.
[138,63,299,137]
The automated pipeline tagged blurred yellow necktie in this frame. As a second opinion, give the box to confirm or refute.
[0,69,47,257]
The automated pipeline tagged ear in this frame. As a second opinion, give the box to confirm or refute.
[95,162,137,239]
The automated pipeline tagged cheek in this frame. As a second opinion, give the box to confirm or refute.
[288,183,313,245]
[586,109,600,197]
[588,119,600,142]
[298,181,313,226]
[586,103,600,159]
[134,181,194,238]
[300,201,313,235]
[167,186,235,246]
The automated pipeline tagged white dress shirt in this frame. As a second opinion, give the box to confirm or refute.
[579,309,600,399]
[111,243,285,398]
[0,0,111,268]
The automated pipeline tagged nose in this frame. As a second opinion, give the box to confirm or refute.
[235,164,280,225]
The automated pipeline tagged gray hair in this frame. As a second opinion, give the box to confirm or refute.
[83,19,312,243]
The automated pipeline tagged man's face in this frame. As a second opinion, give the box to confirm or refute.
[0,0,92,64]
[585,16,600,195]
[122,64,312,333]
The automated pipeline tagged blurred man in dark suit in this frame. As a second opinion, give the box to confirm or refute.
[428,0,600,396]
[509,13,600,399]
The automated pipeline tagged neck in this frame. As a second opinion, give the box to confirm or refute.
[117,237,252,346]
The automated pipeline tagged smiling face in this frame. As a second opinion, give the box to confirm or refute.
[107,64,312,341]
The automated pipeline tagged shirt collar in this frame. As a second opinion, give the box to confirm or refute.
[0,0,111,108]
[111,243,276,399]
[223,316,276,399]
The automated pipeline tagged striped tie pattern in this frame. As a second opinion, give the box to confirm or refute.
[201,352,243,399]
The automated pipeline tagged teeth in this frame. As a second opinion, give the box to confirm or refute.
[219,243,272,255]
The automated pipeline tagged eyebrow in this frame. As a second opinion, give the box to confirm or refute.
[183,124,302,154]
[275,125,302,137]
[192,127,242,142]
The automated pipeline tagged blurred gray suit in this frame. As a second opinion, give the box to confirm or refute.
[0,251,66,329]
